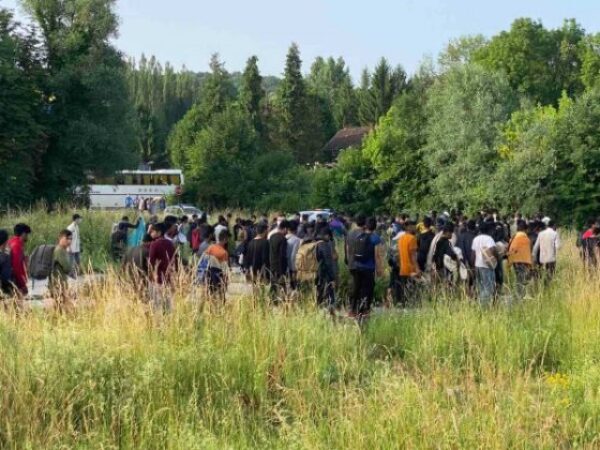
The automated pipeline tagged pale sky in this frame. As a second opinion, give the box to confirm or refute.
[4,0,600,80]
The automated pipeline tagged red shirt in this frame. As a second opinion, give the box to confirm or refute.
[583,229,594,240]
[7,236,27,294]
[149,238,176,284]
[191,228,202,252]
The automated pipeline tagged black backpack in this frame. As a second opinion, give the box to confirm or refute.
[29,245,56,280]
[354,232,375,264]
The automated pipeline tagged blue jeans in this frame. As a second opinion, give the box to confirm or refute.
[476,267,496,307]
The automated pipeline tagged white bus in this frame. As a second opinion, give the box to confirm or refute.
[84,169,184,209]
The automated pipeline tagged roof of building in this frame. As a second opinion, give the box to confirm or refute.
[322,127,371,158]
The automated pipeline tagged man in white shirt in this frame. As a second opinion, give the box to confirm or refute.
[471,222,498,307]
[533,220,560,282]
[67,214,82,270]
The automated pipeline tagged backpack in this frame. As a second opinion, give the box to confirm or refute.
[29,245,56,280]
[196,254,210,284]
[295,241,321,282]
[482,246,498,269]
[354,233,375,264]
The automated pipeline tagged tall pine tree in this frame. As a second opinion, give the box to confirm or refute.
[240,55,265,139]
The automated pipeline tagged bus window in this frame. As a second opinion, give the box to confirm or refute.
[95,176,114,185]
[169,175,181,185]
[124,174,134,185]
[115,174,125,185]
[142,174,151,185]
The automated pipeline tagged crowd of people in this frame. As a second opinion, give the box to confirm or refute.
[0,207,587,319]
[112,209,567,319]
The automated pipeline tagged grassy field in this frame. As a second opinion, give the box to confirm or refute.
[0,209,599,448]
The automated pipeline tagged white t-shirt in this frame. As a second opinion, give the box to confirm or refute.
[67,222,80,253]
[214,224,227,241]
[471,234,496,269]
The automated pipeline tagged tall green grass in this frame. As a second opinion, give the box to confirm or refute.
[0,210,598,448]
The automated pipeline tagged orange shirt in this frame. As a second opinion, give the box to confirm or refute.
[508,232,532,266]
[398,233,418,276]
[205,244,228,263]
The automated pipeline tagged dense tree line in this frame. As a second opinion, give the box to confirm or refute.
[1,0,137,205]
[165,43,407,210]
[3,2,600,222]
[1,0,402,210]
[315,18,600,226]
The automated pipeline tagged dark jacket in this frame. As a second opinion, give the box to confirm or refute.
[0,250,13,294]
[243,238,270,279]
[316,240,336,282]
[433,237,457,271]
[417,230,435,272]
[456,230,476,268]
[269,232,288,277]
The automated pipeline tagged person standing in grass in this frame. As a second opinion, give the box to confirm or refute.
[268,220,289,300]
[0,230,13,296]
[122,234,153,281]
[532,220,560,283]
[397,220,421,307]
[417,216,435,273]
[315,227,337,312]
[507,219,532,300]
[579,218,597,267]
[8,223,31,296]
[198,229,230,300]
[67,214,82,271]
[49,230,74,309]
[286,220,302,290]
[456,219,477,293]
[148,222,177,313]
[243,223,270,283]
[432,223,459,285]
[471,221,498,307]
[348,217,382,319]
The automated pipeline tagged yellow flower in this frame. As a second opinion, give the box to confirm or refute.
[545,373,570,389]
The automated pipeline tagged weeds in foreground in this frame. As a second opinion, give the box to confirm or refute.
[0,210,599,448]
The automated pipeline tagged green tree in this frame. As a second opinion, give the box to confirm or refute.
[277,43,311,162]
[312,148,383,215]
[425,64,517,210]
[493,104,558,214]
[185,105,257,208]
[197,53,236,121]
[240,55,265,138]
[363,72,433,212]
[167,54,235,170]
[23,0,138,202]
[0,8,44,206]
[357,59,405,126]
[438,35,487,70]
[579,33,600,89]
[474,18,585,105]
[357,67,376,125]
[551,89,600,224]
[307,56,357,131]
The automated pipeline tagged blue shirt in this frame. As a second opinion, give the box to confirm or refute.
[352,233,381,271]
